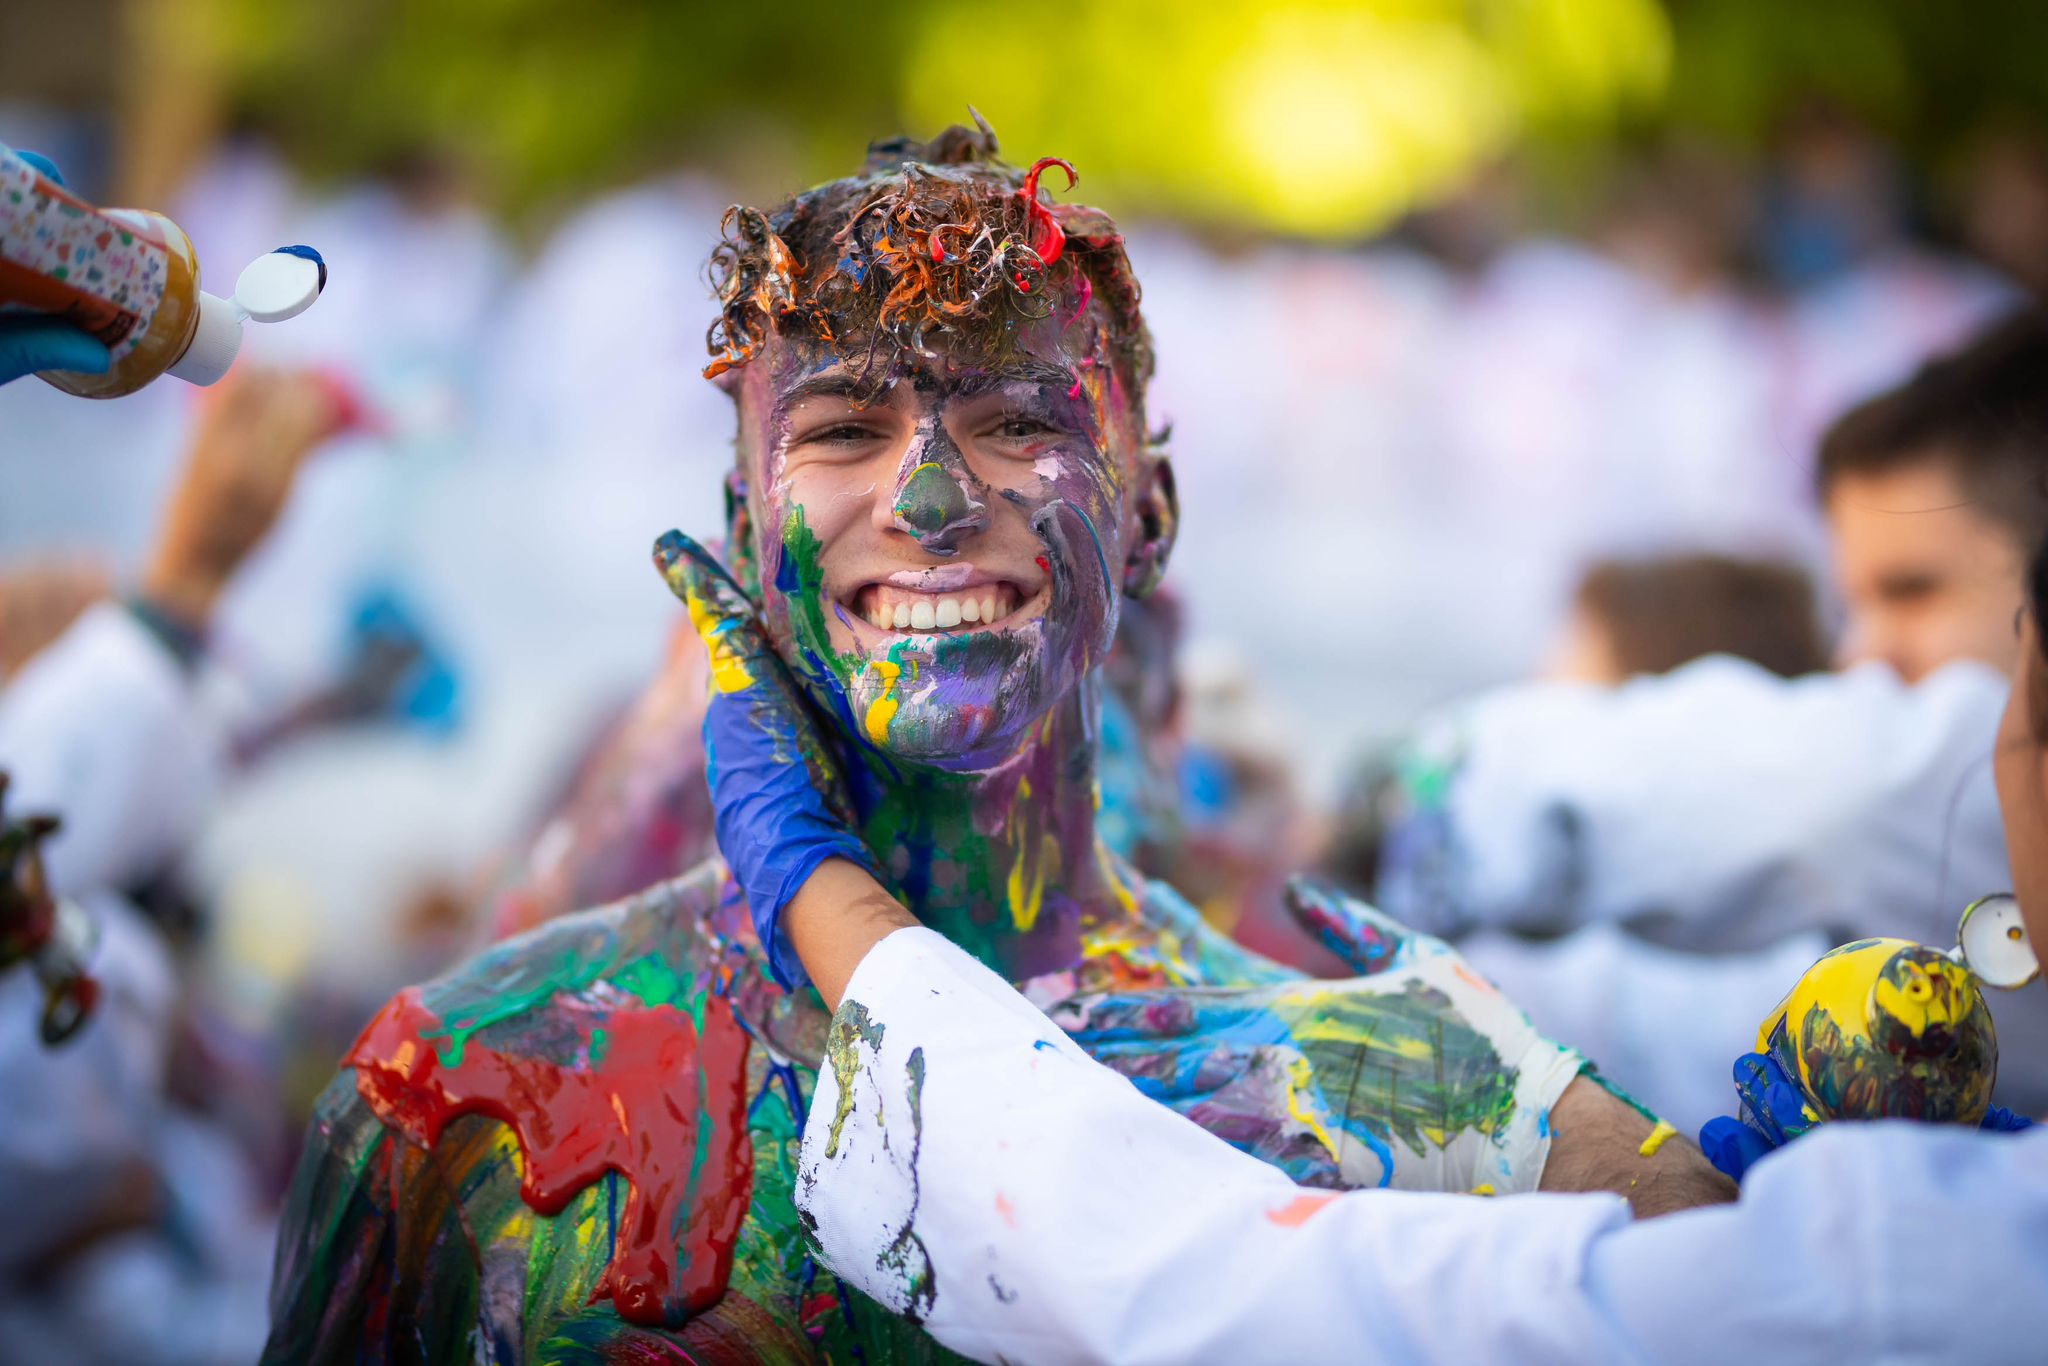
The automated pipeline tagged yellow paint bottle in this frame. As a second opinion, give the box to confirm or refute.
[1755,896,2039,1124]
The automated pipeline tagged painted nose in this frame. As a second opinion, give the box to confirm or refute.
[891,460,987,553]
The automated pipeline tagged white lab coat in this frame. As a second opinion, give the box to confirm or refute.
[0,605,265,1365]
[800,927,2048,1364]
[1372,654,2048,1122]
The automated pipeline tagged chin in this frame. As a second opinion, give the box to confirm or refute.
[837,619,1086,771]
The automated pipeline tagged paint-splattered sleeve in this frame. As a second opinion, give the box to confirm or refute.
[797,927,1635,1363]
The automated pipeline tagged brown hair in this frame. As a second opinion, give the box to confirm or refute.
[1575,554,1827,679]
[702,117,1152,410]
[1816,307,2048,550]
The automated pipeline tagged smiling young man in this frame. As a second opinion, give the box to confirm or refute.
[264,125,1728,1362]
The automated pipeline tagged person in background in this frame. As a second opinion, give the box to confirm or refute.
[1820,308,2048,681]
[1328,307,2048,1129]
[1546,554,1826,685]
[0,363,344,1366]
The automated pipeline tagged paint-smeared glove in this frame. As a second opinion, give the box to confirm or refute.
[0,153,111,386]
[1979,1104,2035,1133]
[1700,1051,2036,1182]
[654,529,879,991]
[1699,1051,1815,1182]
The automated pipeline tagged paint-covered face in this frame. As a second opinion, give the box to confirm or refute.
[728,312,1168,771]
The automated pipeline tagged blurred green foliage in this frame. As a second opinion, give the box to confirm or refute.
[202,0,2048,237]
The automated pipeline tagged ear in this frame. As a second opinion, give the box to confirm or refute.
[723,469,765,600]
[1122,451,1178,599]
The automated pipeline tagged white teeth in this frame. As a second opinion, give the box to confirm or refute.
[861,586,1022,631]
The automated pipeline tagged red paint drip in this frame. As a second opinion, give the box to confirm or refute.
[1020,157,1077,266]
[349,989,754,1327]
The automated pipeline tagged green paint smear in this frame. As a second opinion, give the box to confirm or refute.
[417,947,606,1066]
[824,1001,885,1159]
[875,1045,937,1323]
[613,951,708,1028]
[780,503,847,676]
[1277,981,1521,1157]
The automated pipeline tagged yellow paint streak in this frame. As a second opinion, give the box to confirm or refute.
[1278,989,1438,1060]
[1285,1053,1341,1161]
[863,659,901,744]
[1638,1119,1678,1158]
[1755,939,1906,1053]
[1007,832,1055,934]
[685,586,755,695]
[1871,959,1973,1039]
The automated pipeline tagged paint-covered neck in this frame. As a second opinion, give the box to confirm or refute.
[844,677,1137,980]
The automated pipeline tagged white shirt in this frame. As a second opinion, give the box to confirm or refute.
[0,602,224,897]
[800,927,2048,1364]
[1373,654,2048,1120]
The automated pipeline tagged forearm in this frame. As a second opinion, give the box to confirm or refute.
[781,856,918,1009]
[1537,1075,1737,1216]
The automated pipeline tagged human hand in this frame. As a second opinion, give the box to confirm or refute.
[0,151,112,385]
[141,365,346,628]
[0,557,110,678]
[653,529,881,990]
[1697,1050,2036,1182]
[1697,1051,1815,1182]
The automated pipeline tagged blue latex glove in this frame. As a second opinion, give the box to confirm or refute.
[653,529,880,991]
[0,151,112,385]
[1700,1050,2036,1181]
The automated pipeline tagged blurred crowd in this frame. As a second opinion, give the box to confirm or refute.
[4,95,2048,1361]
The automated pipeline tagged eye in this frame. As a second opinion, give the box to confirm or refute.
[991,416,1055,440]
[807,422,880,445]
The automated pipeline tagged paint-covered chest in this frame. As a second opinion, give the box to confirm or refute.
[335,913,974,1359]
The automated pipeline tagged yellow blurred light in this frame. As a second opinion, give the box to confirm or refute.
[899,0,1671,238]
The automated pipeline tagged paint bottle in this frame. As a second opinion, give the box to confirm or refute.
[0,142,325,398]
[1754,895,2039,1124]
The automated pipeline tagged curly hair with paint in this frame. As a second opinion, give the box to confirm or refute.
[703,117,1153,410]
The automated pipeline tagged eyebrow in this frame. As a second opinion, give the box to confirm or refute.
[772,360,1079,419]
[943,361,1078,400]
[772,373,885,420]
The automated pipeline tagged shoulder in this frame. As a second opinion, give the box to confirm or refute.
[269,861,779,1354]
[364,860,744,1053]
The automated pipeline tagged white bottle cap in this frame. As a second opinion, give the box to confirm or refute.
[167,289,243,386]
[234,247,325,323]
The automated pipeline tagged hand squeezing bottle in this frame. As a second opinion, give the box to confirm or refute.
[1755,895,2041,1125]
[0,143,325,397]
